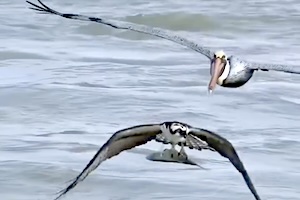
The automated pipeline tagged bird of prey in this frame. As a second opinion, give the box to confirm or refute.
[48,121,261,200]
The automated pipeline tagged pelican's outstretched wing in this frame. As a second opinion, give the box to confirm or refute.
[53,124,161,200]
[26,0,214,60]
[247,61,300,74]
[189,127,261,200]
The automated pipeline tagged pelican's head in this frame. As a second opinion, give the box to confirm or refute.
[208,50,228,93]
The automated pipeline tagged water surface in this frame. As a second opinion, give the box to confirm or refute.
[1,0,300,200]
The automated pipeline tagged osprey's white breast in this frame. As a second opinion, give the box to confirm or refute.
[165,132,186,143]
[160,123,187,144]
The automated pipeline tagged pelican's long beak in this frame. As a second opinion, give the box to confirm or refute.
[208,58,223,93]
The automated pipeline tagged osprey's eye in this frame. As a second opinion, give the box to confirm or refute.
[179,129,186,135]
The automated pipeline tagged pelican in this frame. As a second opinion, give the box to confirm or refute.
[49,121,261,200]
[27,0,300,93]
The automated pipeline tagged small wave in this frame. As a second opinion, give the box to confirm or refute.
[73,12,219,39]
[0,50,50,61]
[51,81,112,88]
[74,56,185,66]
[123,12,218,32]
[37,130,88,137]
[60,143,100,153]
[279,96,300,105]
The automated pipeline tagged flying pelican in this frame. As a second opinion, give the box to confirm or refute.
[48,121,261,200]
[27,0,300,93]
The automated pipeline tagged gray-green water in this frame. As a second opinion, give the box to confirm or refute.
[1,0,300,199]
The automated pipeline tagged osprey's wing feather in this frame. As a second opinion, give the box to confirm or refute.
[54,124,161,200]
[26,0,214,60]
[185,134,215,151]
[155,133,215,151]
[189,127,261,200]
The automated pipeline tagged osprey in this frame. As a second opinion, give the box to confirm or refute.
[49,121,261,200]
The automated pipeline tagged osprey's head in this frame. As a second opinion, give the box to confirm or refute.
[168,122,189,137]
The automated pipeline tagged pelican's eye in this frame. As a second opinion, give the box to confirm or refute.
[220,56,227,64]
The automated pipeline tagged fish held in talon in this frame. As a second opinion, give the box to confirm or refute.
[27,0,300,94]
[41,119,262,200]
[146,149,200,167]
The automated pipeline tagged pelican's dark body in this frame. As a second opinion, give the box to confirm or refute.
[221,56,255,88]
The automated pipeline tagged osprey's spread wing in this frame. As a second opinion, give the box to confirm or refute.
[54,124,161,200]
[189,127,261,200]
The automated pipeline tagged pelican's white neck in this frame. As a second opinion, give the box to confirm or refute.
[217,59,230,85]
